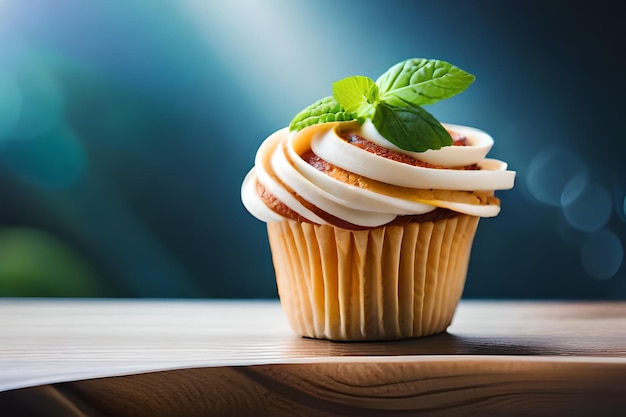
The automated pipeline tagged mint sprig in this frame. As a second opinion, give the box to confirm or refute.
[289,96,357,132]
[376,58,475,106]
[332,75,379,116]
[289,58,474,153]
[372,103,453,152]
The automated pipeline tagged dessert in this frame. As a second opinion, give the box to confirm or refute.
[241,58,515,341]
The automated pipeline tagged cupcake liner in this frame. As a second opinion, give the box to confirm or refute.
[267,215,479,341]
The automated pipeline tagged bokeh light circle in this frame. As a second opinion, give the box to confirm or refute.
[0,227,102,297]
[10,66,64,139]
[0,73,22,141]
[580,229,623,280]
[560,172,588,207]
[561,181,612,232]
[526,147,587,207]
[0,125,87,190]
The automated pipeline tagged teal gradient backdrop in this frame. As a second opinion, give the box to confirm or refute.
[0,0,624,299]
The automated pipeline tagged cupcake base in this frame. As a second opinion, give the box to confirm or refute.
[267,214,480,341]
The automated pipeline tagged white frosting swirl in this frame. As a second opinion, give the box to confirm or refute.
[241,121,515,228]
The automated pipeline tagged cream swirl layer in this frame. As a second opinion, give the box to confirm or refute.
[241,121,516,228]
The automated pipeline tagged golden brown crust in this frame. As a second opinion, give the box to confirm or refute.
[256,177,367,230]
[339,131,479,170]
[257,179,462,230]
[255,127,499,230]
[302,152,500,208]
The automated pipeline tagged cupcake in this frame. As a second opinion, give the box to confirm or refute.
[241,58,515,341]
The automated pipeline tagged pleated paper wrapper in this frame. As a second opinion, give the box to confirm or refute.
[266,214,480,341]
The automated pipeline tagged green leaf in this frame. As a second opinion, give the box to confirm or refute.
[371,102,453,152]
[288,58,473,150]
[289,96,357,132]
[376,58,475,106]
[332,76,379,113]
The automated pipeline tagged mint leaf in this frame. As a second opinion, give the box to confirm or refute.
[289,96,357,132]
[289,58,473,152]
[376,58,475,106]
[371,103,453,152]
[332,76,379,113]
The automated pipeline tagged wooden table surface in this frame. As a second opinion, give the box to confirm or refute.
[1,299,625,416]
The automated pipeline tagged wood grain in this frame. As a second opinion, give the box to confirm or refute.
[1,299,626,416]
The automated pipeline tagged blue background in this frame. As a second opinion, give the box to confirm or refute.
[0,0,625,299]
